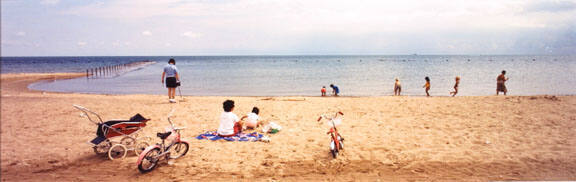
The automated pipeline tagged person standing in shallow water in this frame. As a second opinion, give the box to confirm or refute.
[330,84,340,96]
[161,58,180,103]
[423,77,431,97]
[497,70,509,95]
[394,78,402,96]
[450,76,460,97]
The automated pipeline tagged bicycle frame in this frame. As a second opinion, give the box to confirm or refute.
[136,115,189,165]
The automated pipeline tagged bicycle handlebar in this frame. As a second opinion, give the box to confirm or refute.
[173,127,186,131]
[317,111,344,122]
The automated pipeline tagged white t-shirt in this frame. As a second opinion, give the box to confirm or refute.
[245,112,259,128]
[217,112,239,136]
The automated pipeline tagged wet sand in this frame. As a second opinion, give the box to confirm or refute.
[1,73,575,181]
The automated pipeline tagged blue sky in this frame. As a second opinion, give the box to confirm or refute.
[1,0,575,56]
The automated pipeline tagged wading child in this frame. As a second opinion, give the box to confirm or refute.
[450,76,460,97]
[423,77,431,97]
[321,86,326,96]
[330,84,340,96]
[394,78,401,96]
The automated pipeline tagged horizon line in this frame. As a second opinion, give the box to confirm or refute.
[2,53,575,58]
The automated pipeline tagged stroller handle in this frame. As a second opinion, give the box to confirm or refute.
[73,104,104,124]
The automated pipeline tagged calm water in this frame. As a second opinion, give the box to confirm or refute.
[2,55,576,96]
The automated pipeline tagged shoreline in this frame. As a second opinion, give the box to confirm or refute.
[2,72,573,97]
[1,73,576,181]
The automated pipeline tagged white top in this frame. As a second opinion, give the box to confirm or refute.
[163,64,179,77]
[217,112,239,136]
[245,112,259,128]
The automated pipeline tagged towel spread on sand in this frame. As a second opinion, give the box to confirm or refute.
[196,131,263,142]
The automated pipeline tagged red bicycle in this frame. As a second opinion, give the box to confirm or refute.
[318,111,345,158]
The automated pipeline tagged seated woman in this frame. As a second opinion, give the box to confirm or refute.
[217,100,246,137]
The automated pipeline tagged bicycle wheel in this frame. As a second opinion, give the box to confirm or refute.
[108,144,127,160]
[138,148,160,173]
[93,140,111,155]
[169,142,189,159]
[338,135,344,150]
[134,141,149,156]
[330,140,338,158]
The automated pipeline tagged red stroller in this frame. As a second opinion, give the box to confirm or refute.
[74,105,152,160]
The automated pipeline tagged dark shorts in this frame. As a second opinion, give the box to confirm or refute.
[166,77,177,88]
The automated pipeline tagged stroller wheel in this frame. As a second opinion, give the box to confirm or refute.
[120,137,136,148]
[108,144,127,160]
[93,140,112,155]
[134,141,149,156]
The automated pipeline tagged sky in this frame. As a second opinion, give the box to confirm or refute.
[1,0,576,56]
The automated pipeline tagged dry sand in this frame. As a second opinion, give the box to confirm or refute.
[1,73,575,181]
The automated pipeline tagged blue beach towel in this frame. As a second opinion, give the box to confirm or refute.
[196,131,263,142]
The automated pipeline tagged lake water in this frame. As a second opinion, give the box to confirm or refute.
[2,55,575,96]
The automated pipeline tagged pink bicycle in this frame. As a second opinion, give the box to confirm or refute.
[137,111,189,173]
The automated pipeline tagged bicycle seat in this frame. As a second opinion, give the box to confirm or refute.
[156,132,172,139]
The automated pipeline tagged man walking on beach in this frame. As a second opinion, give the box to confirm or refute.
[497,70,509,95]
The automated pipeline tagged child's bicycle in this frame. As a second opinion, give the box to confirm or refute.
[136,111,189,173]
[317,111,345,158]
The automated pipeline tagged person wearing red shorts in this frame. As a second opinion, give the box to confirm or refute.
[217,100,247,137]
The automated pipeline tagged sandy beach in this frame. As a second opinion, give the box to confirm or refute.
[1,73,575,181]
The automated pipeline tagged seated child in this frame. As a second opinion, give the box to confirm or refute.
[244,107,260,129]
[217,100,247,137]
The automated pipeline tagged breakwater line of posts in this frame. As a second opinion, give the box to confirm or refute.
[86,60,156,78]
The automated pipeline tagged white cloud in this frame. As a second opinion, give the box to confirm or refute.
[40,0,60,5]
[181,32,202,38]
[141,31,152,36]
[77,41,87,46]
[112,41,131,47]
[4,0,575,55]
[61,0,563,33]
[16,32,26,36]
